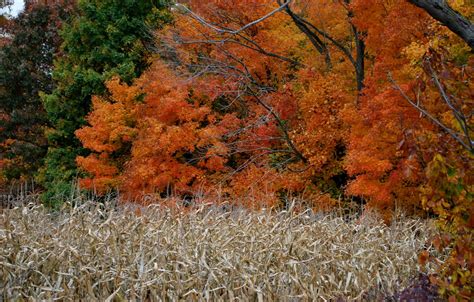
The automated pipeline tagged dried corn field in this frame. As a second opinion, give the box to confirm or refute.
[0,202,437,301]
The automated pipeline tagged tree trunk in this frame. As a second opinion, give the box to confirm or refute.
[409,0,474,50]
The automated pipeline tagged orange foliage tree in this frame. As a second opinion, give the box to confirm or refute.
[345,0,433,219]
[76,61,236,202]
[157,0,367,208]
[349,0,473,297]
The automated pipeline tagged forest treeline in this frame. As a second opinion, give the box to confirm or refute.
[0,0,472,299]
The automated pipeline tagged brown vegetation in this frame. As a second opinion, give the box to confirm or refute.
[1,200,438,301]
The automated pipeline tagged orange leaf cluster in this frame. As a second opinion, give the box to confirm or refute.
[76,62,235,199]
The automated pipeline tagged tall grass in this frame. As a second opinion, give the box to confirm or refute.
[1,200,436,301]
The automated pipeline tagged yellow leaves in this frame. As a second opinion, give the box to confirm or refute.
[159,124,199,154]
[347,175,393,206]
[447,0,474,16]
[105,77,140,105]
[402,41,429,73]
[422,151,474,298]
[76,154,118,177]
[426,154,448,179]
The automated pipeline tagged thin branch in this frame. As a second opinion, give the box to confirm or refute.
[247,88,308,163]
[174,0,292,35]
[389,74,473,153]
[275,0,331,68]
[177,37,301,66]
[278,0,365,92]
[426,63,473,151]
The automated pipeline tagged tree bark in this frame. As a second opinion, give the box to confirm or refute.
[409,0,474,50]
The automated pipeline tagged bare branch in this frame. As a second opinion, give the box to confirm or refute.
[389,74,473,153]
[169,2,308,166]
[247,87,308,164]
[426,63,473,151]
[174,0,292,35]
[277,0,365,92]
[176,37,301,66]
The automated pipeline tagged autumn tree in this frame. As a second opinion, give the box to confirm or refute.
[76,61,237,204]
[0,2,74,184]
[344,0,472,213]
[40,0,171,205]
[347,0,472,297]
[159,0,369,207]
[76,1,471,213]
